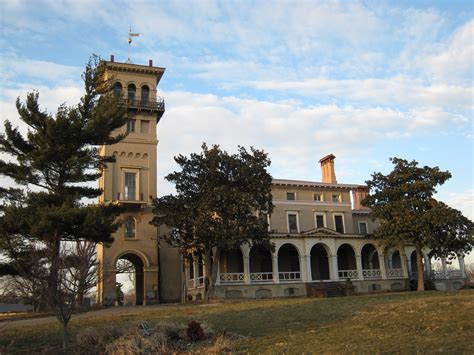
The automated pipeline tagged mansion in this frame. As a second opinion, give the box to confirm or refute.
[96,57,467,306]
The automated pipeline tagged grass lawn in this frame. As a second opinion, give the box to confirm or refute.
[1,290,473,353]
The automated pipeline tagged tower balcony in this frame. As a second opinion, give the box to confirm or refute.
[121,97,165,119]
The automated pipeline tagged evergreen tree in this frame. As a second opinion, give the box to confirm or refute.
[152,143,274,300]
[363,158,473,291]
[0,56,127,350]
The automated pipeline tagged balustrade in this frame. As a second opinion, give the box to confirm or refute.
[219,272,245,284]
[250,272,273,283]
[386,268,403,278]
[362,269,381,279]
[279,271,301,281]
[338,269,358,279]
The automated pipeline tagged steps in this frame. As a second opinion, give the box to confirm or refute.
[306,282,347,298]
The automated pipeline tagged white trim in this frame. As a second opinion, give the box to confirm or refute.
[313,192,324,202]
[286,211,300,234]
[121,168,141,201]
[314,212,327,228]
[333,213,345,234]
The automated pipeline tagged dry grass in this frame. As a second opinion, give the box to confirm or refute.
[1,290,473,353]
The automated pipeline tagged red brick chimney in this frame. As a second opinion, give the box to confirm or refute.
[319,154,337,184]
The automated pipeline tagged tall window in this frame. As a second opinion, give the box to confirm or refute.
[113,82,122,96]
[315,213,325,228]
[141,85,150,103]
[124,217,136,238]
[124,172,136,200]
[287,213,298,233]
[127,84,136,101]
[314,193,322,201]
[359,222,368,235]
[332,194,341,203]
[286,192,295,200]
[127,119,136,132]
[334,214,345,233]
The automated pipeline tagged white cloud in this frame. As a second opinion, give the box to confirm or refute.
[440,189,474,221]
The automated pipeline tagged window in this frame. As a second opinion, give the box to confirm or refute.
[314,193,322,201]
[113,82,122,96]
[127,84,136,101]
[124,217,136,238]
[359,222,368,235]
[287,213,299,233]
[315,213,326,228]
[127,119,136,132]
[332,194,341,203]
[124,172,136,200]
[140,120,149,134]
[334,214,345,233]
[286,192,295,200]
[141,85,150,103]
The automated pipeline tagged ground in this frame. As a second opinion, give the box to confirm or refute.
[1,290,473,353]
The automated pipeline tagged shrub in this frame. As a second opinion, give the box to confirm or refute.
[186,320,205,342]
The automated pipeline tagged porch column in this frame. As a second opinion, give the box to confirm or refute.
[305,255,312,282]
[330,255,339,280]
[399,249,409,278]
[272,254,280,284]
[243,255,250,284]
[193,258,199,288]
[425,255,432,276]
[441,257,448,279]
[215,262,221,286]
[406,254,412,276]
[378,254,387,279]
[355,254,363,280]
[459,256,466,278]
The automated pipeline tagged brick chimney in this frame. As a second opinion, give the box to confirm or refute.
[353,186,369,210]
[319,154,337,184]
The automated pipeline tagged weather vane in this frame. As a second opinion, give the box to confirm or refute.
[127,26,140,63]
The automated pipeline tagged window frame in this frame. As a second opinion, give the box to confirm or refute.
[358,221,368,235]
[124,216,137,239]
[122,168,140,201]
[286,191,296,201]
[127,119,136,133]
[333,213,345,234]
[331,193,341,203]
[313,193,323,202]
[314,212,326,228]
[286,211,300,234]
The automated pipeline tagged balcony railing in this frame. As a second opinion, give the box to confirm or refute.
[250,272,273,283]
[279,271,301,281]
[338,270,358,279]
[219,273,244,284]
[386,268,403,278]
[121,97,165,111]
[362,269,381,280]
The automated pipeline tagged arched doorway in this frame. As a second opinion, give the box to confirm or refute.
[337,244,357,279]
[361,244,380,279]
[278,243,301,281]
[219,248,244,283]
[115,253,145,305]
[310,244,330,280]
[249,245,273,282]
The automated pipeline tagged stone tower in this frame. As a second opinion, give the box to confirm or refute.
[96,56,166,305]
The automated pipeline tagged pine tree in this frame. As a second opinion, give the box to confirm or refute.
[0,56,127,350]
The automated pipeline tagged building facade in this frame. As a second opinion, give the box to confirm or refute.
[96,59,466,305]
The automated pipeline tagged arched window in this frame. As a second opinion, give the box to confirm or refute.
[113,82,123,96]
[124,217,136,238]
[141,85,150,103]
[127,84,136,101]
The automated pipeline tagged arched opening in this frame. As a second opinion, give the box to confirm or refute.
[249,245,273,282]
[337,244,357,279]
[113,82,122,96]
[115,253,144,305]
[278,243,300,281]
[127,84,136,101]
[219,248,244,283]
[361,244,380,269]
[391,250,401,268]
[310,244,330,280]
[141,85,150,103]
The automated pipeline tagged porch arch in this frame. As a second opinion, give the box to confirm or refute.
[310,243,330,280]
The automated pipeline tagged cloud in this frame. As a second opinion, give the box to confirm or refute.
[440,189,474,221]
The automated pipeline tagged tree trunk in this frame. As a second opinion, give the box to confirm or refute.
[204,247,220,301]
[415,244,425,291]
[62,321,68,353]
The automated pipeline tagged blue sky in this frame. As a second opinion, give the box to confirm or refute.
[0,0,472,223]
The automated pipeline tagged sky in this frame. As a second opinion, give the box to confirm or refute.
[0,1,472,239]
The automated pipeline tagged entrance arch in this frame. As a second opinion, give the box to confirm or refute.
[337,244,357,279]
[250,245,273,281]
[361,244,380,270]
[310,244,330,280]
[278,243,301,280]
[115,252,145,305]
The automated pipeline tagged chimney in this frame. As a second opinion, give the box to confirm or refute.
[353,186,369,210]
[149,59,153,67]
[319,154,337,184]
[110,54,115,62]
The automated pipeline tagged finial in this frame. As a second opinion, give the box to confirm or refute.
[127,26,140,63]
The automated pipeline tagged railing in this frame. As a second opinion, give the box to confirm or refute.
[279,271,301,281]
[122,97,165,111]
[362,269,381,280]
[410,271,428,279]
[219,273,244,284]
[432,270,463,280]
[250,272,273,283]
[117,192,145,202]
[386,268,404,278]
[338,270,358,279]
[186,279,195,288]
[448,270,462,278]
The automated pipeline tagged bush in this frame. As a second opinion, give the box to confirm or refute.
[186,320,205,342]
